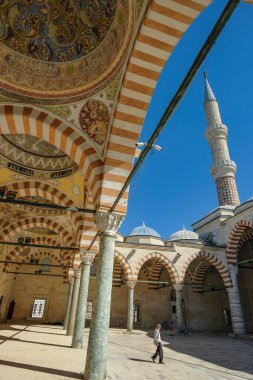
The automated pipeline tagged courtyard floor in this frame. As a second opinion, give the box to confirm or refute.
[0,324,252,380]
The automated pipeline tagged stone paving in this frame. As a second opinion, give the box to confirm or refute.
[0,324,252,380]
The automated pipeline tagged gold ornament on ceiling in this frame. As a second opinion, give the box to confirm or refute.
[0,0,133,104]
[79,100,110,146]
[0,134,78,178]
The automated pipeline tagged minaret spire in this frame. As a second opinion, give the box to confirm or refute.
[203,74,240,207]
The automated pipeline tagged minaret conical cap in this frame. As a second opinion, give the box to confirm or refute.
[204,72,216,103]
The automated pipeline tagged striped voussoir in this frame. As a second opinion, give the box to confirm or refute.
[133,252,179,284]
[192,259,210,293]
[0,105,103,202]
[180,251,232,288]
[20,251,68,281]
[4,180,84,239]
[237,228,253,251]
[226,220,253,264]
[148,259,165,289]
[0,217,75,246]
[3,249,71,278]
[113,259,123,288]
[99,0,211,212]
[114,250,133,282]
[5,180,75,206]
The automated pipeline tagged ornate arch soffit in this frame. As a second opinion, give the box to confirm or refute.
[226,220,253,264]
[0,217,75,246]
[0,104,103,199]
[133,252,180,284]
[180,251,232,288]
[100,0,213,213]
[0,1,134,104]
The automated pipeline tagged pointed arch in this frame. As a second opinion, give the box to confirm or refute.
[226,220,253,264]
[180,251,232,288]
[0,104,103,202]
[114,250,133,282]
[133,252,179,284]
[0,217,75,246]
[100,0,212,212]
[4,180,75,206]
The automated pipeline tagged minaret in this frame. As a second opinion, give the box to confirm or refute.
[203,73,240,207]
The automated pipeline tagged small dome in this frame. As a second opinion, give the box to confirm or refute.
[167,228,199,241]
[128,223,161,238]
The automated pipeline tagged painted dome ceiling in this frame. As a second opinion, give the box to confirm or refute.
[0,0,133,104]
[0,134,78,178]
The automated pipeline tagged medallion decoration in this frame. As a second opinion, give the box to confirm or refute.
[0,0,133,104]
[79,100,110,145]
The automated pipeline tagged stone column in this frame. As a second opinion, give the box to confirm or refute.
[67,268,81,336]
[227,265,246,334]
[174,285,184,331]
[63,278,74,330]
[84,211,123,380]
[72,251,95,349]
[127,281,137,333]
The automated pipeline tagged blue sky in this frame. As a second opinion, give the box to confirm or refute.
[119,0,253,239]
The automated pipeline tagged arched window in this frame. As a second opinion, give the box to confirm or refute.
[41,257,51,273]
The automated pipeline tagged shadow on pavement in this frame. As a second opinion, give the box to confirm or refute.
[0,359,83,379]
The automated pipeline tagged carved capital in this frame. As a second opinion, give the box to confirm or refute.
[74,268,81,279]
[95,211,124,236]
[80,250,96,265]
[127,280,137,289]
[68,277,74,285]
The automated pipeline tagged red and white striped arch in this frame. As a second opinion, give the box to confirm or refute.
[4,250,70,281]
[5,180,75,206]
[100,0,212,213]
[226,220,253,264]
[133,252,180,284]
[0,104,103,203]
[0,216,75,246]
[180,251,232,288]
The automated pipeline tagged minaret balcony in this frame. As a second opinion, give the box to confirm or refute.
[205,123,228,142]
[211,159,237,179]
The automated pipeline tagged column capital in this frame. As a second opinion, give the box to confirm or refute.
[95,211,124,236]
[127,280,137,289]
[74,268,81,279]
[68,277,74,285]
[80,250,96,265]
[173,284,184,291]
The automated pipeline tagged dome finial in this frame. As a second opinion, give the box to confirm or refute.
[204,73,216,103]
[142,221,145,227]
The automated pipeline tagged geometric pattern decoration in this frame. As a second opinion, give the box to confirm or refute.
[216,176,240,207]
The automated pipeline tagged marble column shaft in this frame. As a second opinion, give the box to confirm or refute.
[227,265,246,334]
[84,211,123,380]
[67,269,81,336]
[174,285,184,331]
[63,278,74,330]
[72,252,95,349]
[127,281,136,333]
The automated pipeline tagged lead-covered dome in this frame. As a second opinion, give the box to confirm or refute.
[128,223,161,238]
[167,228,199,241]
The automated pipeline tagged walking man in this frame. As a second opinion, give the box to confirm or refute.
[151,323,164,364]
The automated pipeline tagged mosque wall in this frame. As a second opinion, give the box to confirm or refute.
[5,274,68,323]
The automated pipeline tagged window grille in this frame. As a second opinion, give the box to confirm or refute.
[32,299,46,318]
